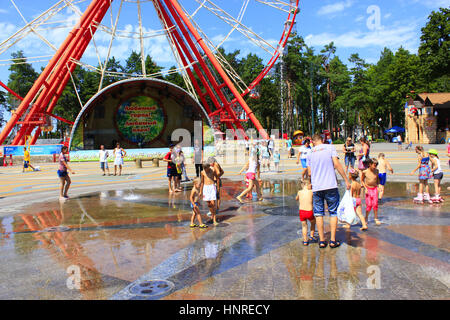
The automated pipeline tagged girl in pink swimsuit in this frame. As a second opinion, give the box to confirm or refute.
[348,169,368,231]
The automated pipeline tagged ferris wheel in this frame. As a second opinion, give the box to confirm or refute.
[0,0,299,145]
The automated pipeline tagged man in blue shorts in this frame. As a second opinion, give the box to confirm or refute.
[307,134,350,249]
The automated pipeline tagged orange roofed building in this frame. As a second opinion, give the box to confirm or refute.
[405,93,450,144]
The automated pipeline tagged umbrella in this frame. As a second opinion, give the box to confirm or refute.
[384,126,405,134]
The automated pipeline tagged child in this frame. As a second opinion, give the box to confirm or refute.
[261,146,270,171]
[23,146,36,172]
[273,150,281,172]
[361,158,381,225]
[349,169,368,231]
[295,178,317,246]
[410,146,432,204]
[199,163,219,225]
[429,149,444,203]
[189,178,208,228]
[377,153,394,200]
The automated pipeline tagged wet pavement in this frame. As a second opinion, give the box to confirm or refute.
[0,179,448,300]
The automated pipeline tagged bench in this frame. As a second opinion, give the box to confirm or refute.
[135,158,161,168]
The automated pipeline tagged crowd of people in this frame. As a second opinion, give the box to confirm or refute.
[51,134,447,244]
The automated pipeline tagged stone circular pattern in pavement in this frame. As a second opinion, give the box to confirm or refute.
[128,279,174,297]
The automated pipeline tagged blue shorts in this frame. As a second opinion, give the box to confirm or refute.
[378,173,387,186]
[345,155,355,167]
[23,161,29,168]
[100,162,108,170]
[313,188,340,217]
[190,202,200,209]
[167,167,177,177]
[57,170,68,178]
[301,159,308,169]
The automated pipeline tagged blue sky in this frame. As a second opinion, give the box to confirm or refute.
[0,0,448,93]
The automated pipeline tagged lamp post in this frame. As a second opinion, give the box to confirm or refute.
[310,61,315,135]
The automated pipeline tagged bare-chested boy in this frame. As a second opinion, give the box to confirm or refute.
[377,153,393,200]
[199,163,219,226]
[295,178,317,246]
[361,158,381,225]
[189,178,207,229]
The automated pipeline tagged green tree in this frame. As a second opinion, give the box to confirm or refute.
[418,8,450,91]
[6,51,39,111]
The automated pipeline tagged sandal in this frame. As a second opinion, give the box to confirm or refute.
[198,224,208,229]
[319,241,327,248]
[308,236,318,243]
[329,240,341,248]
[189,224,198,228]
[303,241,309,246]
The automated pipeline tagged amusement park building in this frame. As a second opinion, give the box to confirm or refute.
[405,93,450,144]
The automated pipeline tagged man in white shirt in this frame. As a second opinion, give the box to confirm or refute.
[99,145,110,176]
[307,134,350,249]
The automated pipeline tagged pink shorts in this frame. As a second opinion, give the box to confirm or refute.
[245,172,256,180]
[365,187,378,211]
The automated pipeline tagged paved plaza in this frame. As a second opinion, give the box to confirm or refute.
[0,143,448,300]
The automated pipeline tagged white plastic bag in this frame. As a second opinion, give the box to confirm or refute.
[337,190,358,225]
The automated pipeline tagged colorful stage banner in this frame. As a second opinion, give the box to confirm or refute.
[1,145,62,156]
[116,96,166,145]
[68,146,216,162]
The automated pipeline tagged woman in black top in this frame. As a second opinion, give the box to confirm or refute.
[343,137,356,172]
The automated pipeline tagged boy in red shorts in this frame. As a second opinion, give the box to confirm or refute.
[295,178,317,246]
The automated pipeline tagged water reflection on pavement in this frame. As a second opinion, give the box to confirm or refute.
[0,179,448,300]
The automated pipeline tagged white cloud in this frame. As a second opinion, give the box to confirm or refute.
[317,0,353,16]
[355,15,364,22]
[0,9,8,14]
[305,22,419,53]
[384,13,392,19]
[0,7,177,71]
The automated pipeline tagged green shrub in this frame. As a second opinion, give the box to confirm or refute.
[333,139,344,144]
[375,139,385,143]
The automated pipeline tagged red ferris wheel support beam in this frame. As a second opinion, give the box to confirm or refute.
[164,0,269,139]
[0,0,276,145]
[0,0,112,145]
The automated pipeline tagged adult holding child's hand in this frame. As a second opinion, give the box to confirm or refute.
[306,134,351,249]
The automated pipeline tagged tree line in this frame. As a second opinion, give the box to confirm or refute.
[0,7,448,141]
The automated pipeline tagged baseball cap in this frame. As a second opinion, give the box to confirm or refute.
[428,149,438,155]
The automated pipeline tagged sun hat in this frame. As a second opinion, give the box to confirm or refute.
[428,149,438,155]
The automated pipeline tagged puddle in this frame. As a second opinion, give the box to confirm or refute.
[0,178,448,300]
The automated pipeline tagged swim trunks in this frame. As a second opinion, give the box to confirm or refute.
[299,209,315,222]
[202,184,217,201]
[378,173,387,186]
[365,187,378,211]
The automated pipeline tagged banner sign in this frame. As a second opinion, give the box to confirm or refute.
[116,96,166,145]
[1,144,62,156]
[69,146,216,162]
